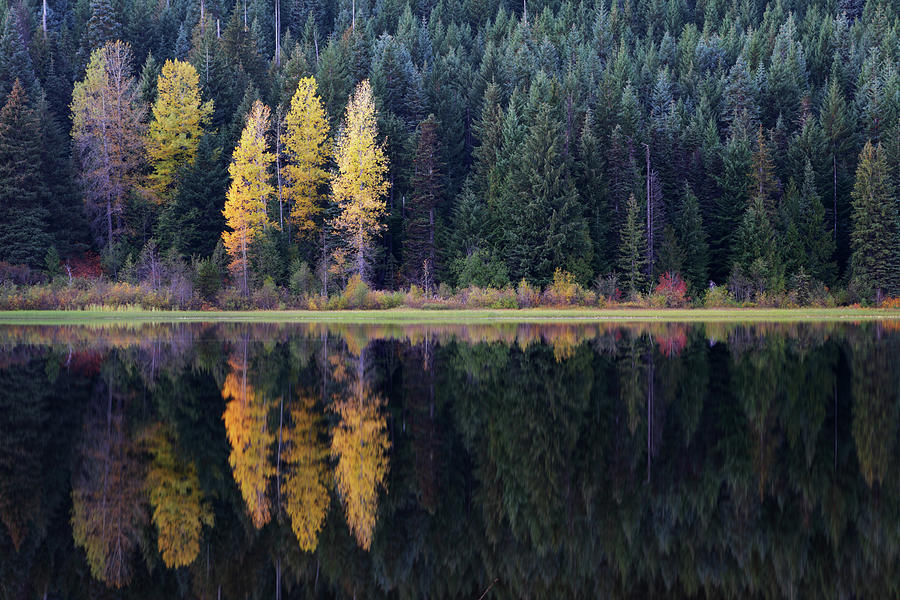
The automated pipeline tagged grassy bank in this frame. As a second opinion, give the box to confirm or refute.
[1,307,900,325]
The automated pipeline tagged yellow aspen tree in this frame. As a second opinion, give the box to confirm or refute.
[144,425,213,568]
[70,41,145,249]
[146,59,212,202]
[330,354,390,550]
[282,76,330,238]
[332,79,389,282]
[280,394,331,551]
[222,100,274,293]
[222,352,275,528]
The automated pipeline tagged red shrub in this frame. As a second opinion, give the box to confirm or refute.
[654,271,689,308]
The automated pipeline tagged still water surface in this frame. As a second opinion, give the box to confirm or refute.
[1,320,899,598]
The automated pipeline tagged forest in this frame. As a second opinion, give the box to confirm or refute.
[0,0,898,308]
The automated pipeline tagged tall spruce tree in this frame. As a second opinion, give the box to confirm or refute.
[618,193,648,298]
[0,80,51,267]
[401,114,443,288]
[850,141,898,300]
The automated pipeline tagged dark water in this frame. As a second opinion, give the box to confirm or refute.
[1,320,899,599]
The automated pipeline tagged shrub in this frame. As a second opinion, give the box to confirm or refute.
[516,279,540,307]
[289,260,315,297]
[881,296,900,309]
[594,274,622,303]
[452,250,509,288]
[544,269,579,305]
[703,284,736,307]
[405,284,425,308]
[252,277,280,309]
[653,271,689,308]
[341,274,372,309]
[194,257,222,300]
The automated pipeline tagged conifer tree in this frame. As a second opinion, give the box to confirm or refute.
[674,185,709,291]
[779,162,836,283]
[618,194,648,298]
[820,79,853,244]
[84,0,121,53]
[157,134,227,257]
[332,80,389,282]
[282,76,330,239]
[223,100,275,293]
[146,60,212,203]
[850,141,898,300]
[0,80,51,267]
[735,194,783,293]
[401,114,443,288]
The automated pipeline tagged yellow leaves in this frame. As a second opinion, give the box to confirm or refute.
[330,374,390,550]
[282,76,330,238]
[144,425,213,569]
[70,41,145,247]
[332,80,389,275]
[222,354,275,528]
[146,59,212,202]
[223,100,275,289]
[281,394,331,552]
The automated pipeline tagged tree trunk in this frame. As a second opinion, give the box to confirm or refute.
[833,152,837,240]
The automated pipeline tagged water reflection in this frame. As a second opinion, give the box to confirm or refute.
[1,321,899,598]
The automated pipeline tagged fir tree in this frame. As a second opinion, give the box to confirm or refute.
[850,142,898,300]
[0,80,51,267]
[674,185,709,292]
[618,194,648,298]
[401,114,443,288]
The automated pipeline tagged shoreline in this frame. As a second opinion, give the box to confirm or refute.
[1,307,900,325]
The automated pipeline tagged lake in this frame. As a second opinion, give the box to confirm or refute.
[1,320,898,598]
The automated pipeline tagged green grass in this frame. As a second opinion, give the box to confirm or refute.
[1,307,899,325]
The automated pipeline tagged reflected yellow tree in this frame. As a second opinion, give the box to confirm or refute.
[330,353,390,550]
[280,393,331,551]
[144,424,213,568]
[71,379,146,588]
[223,350,275,528]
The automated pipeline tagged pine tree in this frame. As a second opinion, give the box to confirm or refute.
[618,194,648,298]
[401,114,442,288]
[0,80,51,267]
[157,134,228,257]
[779,162,836,283]
[146,60,212,203]
[84,0,121,54]
[850,141,898,300]
[282,76,330,240]
[749,125,779,214]
[674,185,709,292]
[223,100,275,293]
[735,194,783,293]
[820,78,854,250]
[332,80,389,282]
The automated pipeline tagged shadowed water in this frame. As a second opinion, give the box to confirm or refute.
[1,320,899,598]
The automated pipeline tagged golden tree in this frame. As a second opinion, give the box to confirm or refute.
[282,76,330,238]
[146,59,212,202]
[222,100,274,293]
[331,80,389,281]
[330,354,390,550]
[70,40,145,249]
[71,382,146,588]
[144,424,213,568]
[280,394,331,551]
[222,352,275,528]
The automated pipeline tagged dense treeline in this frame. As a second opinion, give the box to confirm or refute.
[0,0,899,304]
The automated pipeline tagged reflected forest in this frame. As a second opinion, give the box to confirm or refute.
[2,321,900,598]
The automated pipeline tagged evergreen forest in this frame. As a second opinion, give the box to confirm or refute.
[0,0,899,306]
